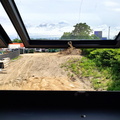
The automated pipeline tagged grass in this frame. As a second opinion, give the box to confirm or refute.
[11,56,22,61]
[61,57,112,91]
[82,48,120,91]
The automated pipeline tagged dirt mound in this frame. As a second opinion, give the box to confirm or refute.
[60,48,81,55]
[59,41,82,55]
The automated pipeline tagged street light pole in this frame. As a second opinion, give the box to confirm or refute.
[108,26,110,39]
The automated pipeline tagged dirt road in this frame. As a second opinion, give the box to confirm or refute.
[0,53,94,90]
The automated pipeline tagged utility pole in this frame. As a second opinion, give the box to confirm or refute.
[108,26,110,39]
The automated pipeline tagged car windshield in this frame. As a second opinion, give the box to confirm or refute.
[0,0,120,91]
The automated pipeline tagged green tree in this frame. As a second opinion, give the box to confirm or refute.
[90,34,100,39]
[61,32,72,39]
[61,23,100,40]
[72,23,92,37]
[12,38,22,43]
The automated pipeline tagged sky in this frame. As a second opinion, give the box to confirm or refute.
[0,0,120,40]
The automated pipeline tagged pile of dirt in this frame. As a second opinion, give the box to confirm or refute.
[60,48,82,55]
[59,41,82,55]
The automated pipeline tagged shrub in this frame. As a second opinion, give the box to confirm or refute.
[81,48,96,55]
[63,48,120,90]
[29,49,34,53]
[87,49,120,67]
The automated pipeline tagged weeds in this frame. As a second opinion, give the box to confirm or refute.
[11,56,22,61]
[62,56,113,91]
[62,48,120,90]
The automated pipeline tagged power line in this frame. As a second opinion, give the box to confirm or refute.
[78,0,83,23]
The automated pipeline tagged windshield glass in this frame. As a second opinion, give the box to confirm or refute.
[0,3,18,40]
[14,0,120,40]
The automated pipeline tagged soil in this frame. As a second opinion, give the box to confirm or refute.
[59,48,82,55]
[0,53,94,90]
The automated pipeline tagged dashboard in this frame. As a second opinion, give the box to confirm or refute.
[0,91,120,120]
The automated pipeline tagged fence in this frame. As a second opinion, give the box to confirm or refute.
[0,49,20,60]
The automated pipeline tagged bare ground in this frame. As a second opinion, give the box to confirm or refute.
[0,53,94,90]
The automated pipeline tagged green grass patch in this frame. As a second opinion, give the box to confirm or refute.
[62,56,113,91]
[11,56,22,61]
[83,48,120,91]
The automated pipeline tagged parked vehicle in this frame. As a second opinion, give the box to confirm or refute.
[35,48,42,52]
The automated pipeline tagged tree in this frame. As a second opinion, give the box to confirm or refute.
[90,34,100,39]
[61,23,100,40]
[12,38,22,43]
[60,32,72,39]
[72,23,92,37]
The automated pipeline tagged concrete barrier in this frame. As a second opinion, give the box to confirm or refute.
[0,57,10,68]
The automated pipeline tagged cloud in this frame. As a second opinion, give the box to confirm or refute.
[104,1,118,7]
[26,22,73,38]
[0,16,6,21]
[37,21,69,29]
[113,8,120,12]
[103,0,120,12]
[37,23,48,28]
[1,24,18,39]
[58,22,69,27]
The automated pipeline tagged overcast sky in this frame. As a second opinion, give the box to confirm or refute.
[0,0,120,39]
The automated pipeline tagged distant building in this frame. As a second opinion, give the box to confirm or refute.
[94,31,102,39]
[102,37,107,40]
[8,43,24,49]
[0,48,2,51]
